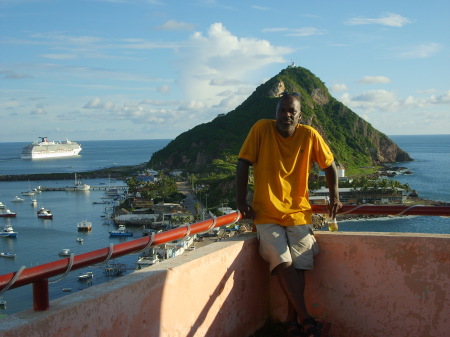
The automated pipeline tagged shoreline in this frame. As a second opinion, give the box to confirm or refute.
[0,163,146,182]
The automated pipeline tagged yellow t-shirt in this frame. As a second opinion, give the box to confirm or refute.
[238,119,334,226]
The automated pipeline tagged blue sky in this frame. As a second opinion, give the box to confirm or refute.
[1,0,449,142]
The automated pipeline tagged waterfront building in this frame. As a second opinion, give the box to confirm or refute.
[311,186,406,204]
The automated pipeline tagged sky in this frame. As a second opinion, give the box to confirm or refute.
[1,0,449,142]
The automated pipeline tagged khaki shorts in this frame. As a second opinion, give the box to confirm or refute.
[256,223,319,273]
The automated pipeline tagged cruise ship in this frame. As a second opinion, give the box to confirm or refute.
[21,137,82,159]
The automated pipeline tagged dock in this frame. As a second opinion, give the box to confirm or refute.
[39,186,128,192]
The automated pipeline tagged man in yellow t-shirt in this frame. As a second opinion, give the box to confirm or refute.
[236,92,342,337]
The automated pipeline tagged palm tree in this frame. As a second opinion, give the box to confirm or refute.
[402,183,411,194]
[378,178,390,193]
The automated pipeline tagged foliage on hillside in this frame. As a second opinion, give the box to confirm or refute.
[149,66,410,175]
[148,66,412,208]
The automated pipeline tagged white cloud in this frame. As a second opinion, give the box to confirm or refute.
[176,23,292,110]
[398,43,442,58]
[340,89,400,112]
[262,27,326,37]
[34,23,293,133]
[79,96,210,134]
[287,27,326,37]
[83,97,103,109]
[217,90,233,97]
[340,89,450,115]
[155,20,196,31]
[430,90,450,104]
[345,13,411,27]
[252,5,270,11]
[357,76,391,84]
[83,97,118,111]
[30,32,102,45]
[403,96,416,107]
[329,83,348,92]
[214,95,245,109]
[339,89,450,135]
[262,28,288,33]
[30,104,47,115]
[157,84,171,94]
[72,23,293,133]
[210,77,243,86]
[178,100,207,111]
[40,54,77,60]
[0,70,33,79]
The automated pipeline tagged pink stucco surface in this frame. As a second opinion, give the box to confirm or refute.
[271,232,450,337]
[0,232,449,337]
[0,234,269,337]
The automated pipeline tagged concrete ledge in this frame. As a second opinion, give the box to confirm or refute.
[0,233,269,337]
[1,231,449,337]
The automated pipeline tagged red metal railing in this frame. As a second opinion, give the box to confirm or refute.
[312,204,450,216]
[1,205,449,312]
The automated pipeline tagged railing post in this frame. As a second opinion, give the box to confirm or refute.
[33,279,49,311]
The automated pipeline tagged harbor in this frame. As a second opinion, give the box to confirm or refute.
[0,177,209,316]
[0,177,148,315]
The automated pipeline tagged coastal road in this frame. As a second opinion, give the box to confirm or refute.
[176,181,198,216]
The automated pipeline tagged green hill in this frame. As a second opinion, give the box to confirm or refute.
[149,66,411,176]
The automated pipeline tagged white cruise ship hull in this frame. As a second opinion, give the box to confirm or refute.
[21,148,81,159]
[21,138,82,159]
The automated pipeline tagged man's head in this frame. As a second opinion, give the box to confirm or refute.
[275,92,301,137]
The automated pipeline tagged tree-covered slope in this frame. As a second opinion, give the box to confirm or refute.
[149,66,411,174]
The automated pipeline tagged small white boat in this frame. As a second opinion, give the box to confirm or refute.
[105,188,119,197]
[0,202,6,209]
[0,224,18,237]
[59,249,71,257]
[62,288,72,292]
[77,220,92,231]
[0,251,16,258]
[78,271,94,281]
[21,190,36,196]
[31,199,37,206]
[109,224,133,237]
[0,209,17,218]
[11,196,24,203]
[76,237,84,243]
[65,173,90,191]
[21,181,36,196]
[37,208,53,219]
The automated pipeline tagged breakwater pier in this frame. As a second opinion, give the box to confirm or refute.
[39,186,128,191]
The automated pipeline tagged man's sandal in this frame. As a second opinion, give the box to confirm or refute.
[286,321,306,337]
[301,317,323,337]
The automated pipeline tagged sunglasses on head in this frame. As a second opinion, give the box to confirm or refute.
[281,91,300,97]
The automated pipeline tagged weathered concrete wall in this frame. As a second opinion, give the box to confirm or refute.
[269,232,450,337]
[0,233,269,337]
[1,232,449,337]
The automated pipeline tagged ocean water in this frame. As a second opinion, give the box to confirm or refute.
[0,139,171,175]
[0,139,170,315]
[323,134,450,234]
[0,136,449,316]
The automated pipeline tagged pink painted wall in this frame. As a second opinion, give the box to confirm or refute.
[0,234,269,337]
[270,232,450,337]
[1,232,449,337]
